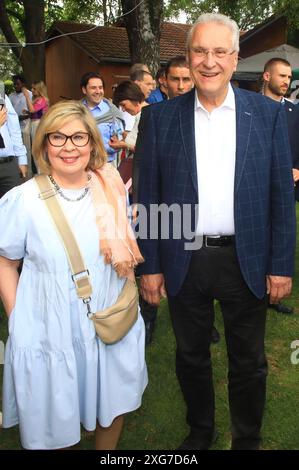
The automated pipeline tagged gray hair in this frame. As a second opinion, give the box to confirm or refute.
[187,13,240,53]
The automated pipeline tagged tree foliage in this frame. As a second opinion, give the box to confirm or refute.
[0,0,132,82]
[0,33,21,80]
[165,0,272,29]
[0,0,298,83]
[165,0,299,31]
[0,0,45,83]
[45,0,123,27]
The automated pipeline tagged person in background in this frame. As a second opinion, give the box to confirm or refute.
[9,74,32,177]
[130,69,155,101]
[129,68,161,345]
[110,81,147,154]
[0,94,27,198]
[130,63,150,75]
[22,80,49,146]
[122,64,150,131]
[135,13,296,450]
[147,67,168,104]
[80,72,124,167]
[0,100,147,450]
[262,57,299,315]
[165,55,194,99]
[110,81,157,345]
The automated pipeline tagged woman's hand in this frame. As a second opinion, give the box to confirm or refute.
[21,87,29,98]
[21,87,34,112]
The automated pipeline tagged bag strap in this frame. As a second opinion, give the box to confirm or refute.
[34,174,92,302]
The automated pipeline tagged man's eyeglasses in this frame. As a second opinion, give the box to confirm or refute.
[190,47,236,59]
[46,132,91,147]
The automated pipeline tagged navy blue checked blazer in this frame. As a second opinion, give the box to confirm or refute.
[284,100,299,201]
[135,87,296,298]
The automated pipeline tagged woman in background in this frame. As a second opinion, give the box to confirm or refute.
[109,80,148,154]
[22,80,49,143]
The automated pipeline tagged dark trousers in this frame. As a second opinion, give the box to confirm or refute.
[139,295,158,323]
[0,158,22,198]
[167,244,268,449]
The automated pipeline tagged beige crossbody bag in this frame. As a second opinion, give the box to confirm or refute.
[35,174,138,344]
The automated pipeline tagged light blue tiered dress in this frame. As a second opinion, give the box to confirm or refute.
[0,179,148,449]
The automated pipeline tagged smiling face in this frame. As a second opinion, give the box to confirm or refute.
[119,99,141,116]
[188,22,238,108]
[46,118,91,186]
[82,77,104,108]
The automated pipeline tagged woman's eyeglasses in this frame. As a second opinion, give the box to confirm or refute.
[46,132,91,147]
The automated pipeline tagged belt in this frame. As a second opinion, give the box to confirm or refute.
[203,235,235,248]
[0,156,14,164]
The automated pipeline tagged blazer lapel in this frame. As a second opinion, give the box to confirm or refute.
[179,89,198,195]
[234,87,252,193]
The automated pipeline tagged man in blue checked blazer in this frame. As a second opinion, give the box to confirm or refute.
[135,13,296,450]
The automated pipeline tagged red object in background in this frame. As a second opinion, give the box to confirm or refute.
[118,156,133,191]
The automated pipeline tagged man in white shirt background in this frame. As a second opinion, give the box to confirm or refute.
[0,91,27,198]
[9,75,32,176]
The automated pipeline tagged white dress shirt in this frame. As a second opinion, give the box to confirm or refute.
[121,109,135,131]
[9,90,32,129]
[0,95,27,165]
[195,84,236,235]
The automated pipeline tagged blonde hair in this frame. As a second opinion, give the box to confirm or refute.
[32,81,49,101]
[32,100,107,174]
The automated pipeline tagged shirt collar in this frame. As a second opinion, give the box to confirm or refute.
[261,90,285,104]
[195,83,235,112]
[82,98,103,112]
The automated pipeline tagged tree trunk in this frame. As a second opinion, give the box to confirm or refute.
[121,0,163,76]
[0,0,45,84]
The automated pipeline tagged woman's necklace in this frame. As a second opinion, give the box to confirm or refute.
[48,174,91,202]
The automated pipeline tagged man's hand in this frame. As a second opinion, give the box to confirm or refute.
[109,138,126,149]
[0,107,7,127]
[266,275,292,304]
[19,164,28,178]
[292,168,299,183]
[140,273,167,306]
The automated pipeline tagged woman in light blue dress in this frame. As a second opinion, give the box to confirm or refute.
[0,100,147,450]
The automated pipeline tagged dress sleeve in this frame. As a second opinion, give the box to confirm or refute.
[0,186,27,260]
[33,97,47,113]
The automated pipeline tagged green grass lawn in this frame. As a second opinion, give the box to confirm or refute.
[1,223,299,450]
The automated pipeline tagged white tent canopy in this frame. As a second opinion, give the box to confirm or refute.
[237,44,299,73]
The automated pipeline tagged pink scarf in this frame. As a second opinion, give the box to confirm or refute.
[89,164,144,279]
